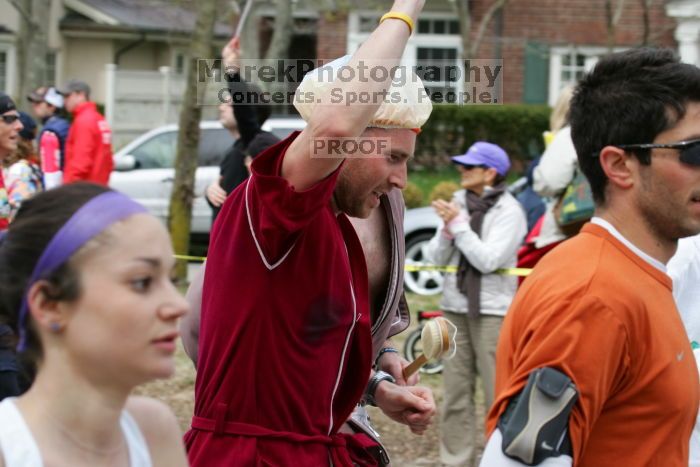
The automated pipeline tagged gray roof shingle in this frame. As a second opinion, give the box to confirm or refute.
[64,0,232,36]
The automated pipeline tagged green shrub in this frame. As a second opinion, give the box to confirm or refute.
[402,182,424,209]
[429,181,461,204]
[413,104,550,170]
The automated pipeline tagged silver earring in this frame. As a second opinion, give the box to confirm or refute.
[49,322,61,332]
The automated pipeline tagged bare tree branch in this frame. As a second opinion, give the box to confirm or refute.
[613,0,627,25]
[8,0,35,26]
[640,0,654,45]
[455,0,472,58]
[456,0,509,59]
[605,0,627,52]
[471,0,509,57]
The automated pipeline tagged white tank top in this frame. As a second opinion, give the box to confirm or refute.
[0,397,152,467]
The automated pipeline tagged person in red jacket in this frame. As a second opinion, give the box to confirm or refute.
[57,80,113,185]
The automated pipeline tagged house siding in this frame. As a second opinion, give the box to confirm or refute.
[316,0,678,103]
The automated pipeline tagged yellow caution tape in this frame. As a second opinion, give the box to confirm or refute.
[174,254,532,277]
[174,254,207,262]
[405,264,532,277]
[404,264,458,273]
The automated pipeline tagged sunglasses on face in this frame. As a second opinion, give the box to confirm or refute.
[0,114,20,125]
[457,163,489,171]
[593,138,700,166]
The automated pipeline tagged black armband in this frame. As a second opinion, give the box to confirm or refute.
[498,367,578,465]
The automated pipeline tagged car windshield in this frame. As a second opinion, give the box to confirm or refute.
[129,128,234,169]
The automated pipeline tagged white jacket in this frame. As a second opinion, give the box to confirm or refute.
[532,126,578,248]
[423,189,527,316]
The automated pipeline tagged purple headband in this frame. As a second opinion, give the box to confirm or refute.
[17,191,148,351]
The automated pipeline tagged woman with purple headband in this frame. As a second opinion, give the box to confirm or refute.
[0,183,189,466]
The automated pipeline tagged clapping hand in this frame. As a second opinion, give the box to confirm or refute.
[431,199,461,223]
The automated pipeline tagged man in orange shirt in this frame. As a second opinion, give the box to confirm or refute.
[482,48,700,466]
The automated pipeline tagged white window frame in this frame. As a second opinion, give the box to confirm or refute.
[0,40,17,96]
[548,45,627,106]
[348,11,462,93]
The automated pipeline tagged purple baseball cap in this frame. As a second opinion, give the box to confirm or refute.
[451,141,511,176]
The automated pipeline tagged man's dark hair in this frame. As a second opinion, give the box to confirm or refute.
[570,48,700,204]
[0,183,110,363]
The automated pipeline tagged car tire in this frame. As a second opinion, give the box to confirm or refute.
[404,230,444,296]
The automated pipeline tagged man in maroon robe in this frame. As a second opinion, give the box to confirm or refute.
[184,2,434,465]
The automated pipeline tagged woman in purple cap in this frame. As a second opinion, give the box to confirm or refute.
[0,183,189,466]
[423,141,527,466]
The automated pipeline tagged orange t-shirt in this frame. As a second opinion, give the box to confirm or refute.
[487,223,699,466]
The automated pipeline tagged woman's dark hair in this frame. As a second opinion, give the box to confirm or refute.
[0,183,111,362]
[570,47,700,205]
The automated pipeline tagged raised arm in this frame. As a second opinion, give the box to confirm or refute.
[282,0,425,191]
[223,36,262,146]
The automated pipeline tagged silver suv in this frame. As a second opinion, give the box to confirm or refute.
[110,118,306,234]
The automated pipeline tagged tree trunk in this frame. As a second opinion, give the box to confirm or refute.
[12,0,49,109]
[640,0,652,46]
[455,0,472,59]
[168,0,218,280]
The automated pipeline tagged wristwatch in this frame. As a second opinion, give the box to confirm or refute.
[364,371,396,407]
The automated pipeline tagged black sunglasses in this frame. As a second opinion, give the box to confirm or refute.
[593,138,700,166]
[0,114,20,125]
[456,163,489,171]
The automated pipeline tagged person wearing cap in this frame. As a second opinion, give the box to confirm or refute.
[0,93,23,231]
[27,86,70,190]
[0,93,23,400]
[57,79,113,185]
[183,2,435,466]
[422,141,527,467]
[2,112,43,219]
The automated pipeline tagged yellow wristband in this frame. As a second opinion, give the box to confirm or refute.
[380,12,414,35]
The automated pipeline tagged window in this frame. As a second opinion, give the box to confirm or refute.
[172,50,187,75]
[358,15,379,33]
[417,47,459,98]
[357,15,459,35]
[417,18,460,35]
[560,51,587,84]
[348,12,462,102]
[0,50,6,93]
[197,129,232,166]
[0,43,16,95]
[131,132,177,169]
[548,46,627,105]
[45,52,57,86]
[131,128,232,169]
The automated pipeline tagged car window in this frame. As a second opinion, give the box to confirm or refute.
[198,129,234,167]
[131,131,177,169]
[268,127,300,140]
